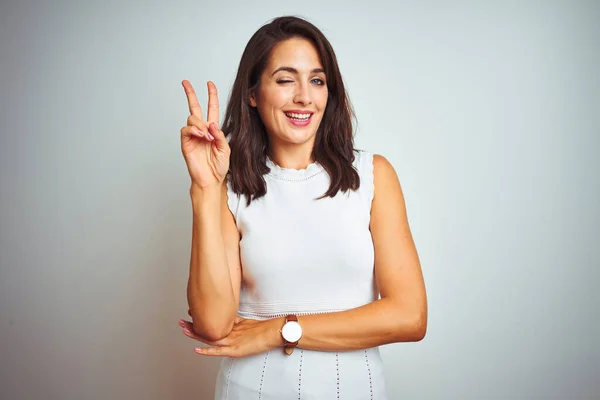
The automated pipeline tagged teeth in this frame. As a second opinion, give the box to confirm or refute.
[285,112,311,120]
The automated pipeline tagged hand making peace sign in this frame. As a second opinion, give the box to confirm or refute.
[180,80,230,190]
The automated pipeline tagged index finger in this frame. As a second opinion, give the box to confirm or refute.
[182,80,203,120]
[206,81,219,125]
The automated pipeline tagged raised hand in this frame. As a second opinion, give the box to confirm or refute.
[180,80,230,190]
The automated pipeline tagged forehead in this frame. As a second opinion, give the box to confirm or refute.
[267,37,323,72]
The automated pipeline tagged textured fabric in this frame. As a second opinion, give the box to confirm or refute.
[216,149,387,399]
[214,347,387,400]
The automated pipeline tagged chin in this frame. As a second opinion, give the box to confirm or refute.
[284,130,317,144]
[268,119,322,145]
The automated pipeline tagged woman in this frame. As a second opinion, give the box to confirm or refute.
[178,16,427,400]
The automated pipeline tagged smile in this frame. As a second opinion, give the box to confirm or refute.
[284,111,313,127]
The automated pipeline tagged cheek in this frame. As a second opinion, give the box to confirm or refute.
[260,86,290,110]
[317,90,329,111]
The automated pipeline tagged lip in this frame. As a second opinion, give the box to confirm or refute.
[284,110,313,127]
[285,110,313,114]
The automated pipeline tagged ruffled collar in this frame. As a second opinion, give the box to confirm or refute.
[266,157,325,181]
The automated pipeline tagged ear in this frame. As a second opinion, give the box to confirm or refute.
[249,91,257,107]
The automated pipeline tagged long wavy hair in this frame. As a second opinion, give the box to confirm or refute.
[222,16,360,206]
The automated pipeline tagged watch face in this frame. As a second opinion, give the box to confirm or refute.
[281,321,302,342]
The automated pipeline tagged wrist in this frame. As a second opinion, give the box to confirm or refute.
[190,183,221,198]
[190,184,221,210]
[271,317,286,348]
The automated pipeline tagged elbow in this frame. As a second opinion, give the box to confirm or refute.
[192,321,233,342]
[190,312,235,342]
[410,305,428,341]
[395,310,427,342]
[412,315,427,342]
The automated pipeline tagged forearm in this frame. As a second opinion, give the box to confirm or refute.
[187,186,236,339]
[271,297,427,352]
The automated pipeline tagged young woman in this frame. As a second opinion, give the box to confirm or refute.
[178,16,427,400]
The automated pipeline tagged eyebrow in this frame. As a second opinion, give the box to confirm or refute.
[271,66,325,76]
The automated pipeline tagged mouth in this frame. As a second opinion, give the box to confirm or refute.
[284,111,313,127]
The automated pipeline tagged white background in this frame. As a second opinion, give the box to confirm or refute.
[1,0,598,398]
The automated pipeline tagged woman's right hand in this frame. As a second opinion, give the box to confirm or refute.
[180,80,230,190]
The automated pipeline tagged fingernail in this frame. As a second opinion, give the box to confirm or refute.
[208,132,215,140]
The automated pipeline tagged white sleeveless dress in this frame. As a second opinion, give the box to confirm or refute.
[214,149,388,399]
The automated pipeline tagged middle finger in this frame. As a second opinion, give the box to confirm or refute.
[206,81,219,126]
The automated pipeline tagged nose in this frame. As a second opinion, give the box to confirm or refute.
[293,82,312,106]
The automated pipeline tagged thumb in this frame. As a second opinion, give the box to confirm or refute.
[208,122,229,151]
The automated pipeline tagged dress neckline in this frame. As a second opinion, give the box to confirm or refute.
[266,157,325,181]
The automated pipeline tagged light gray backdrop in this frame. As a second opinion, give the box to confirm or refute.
[1,0,598,399]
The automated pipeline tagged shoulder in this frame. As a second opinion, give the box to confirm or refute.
[354,150,399,185]
[353,150,394,172]
[371,153,405,207]
[373,153,391,167]
[351,150,402,206]
[351,150,400,196]
[372,154,398,181]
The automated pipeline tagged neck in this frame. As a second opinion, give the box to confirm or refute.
[268,144,315,170]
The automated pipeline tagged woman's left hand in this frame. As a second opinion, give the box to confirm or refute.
[178,312,284,358]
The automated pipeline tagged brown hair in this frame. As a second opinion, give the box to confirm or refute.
[222,16,360,206]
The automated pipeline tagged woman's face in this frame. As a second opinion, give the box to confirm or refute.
[250,37,328,151]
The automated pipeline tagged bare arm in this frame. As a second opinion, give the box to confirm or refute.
[181,154,426,358]
[187,180,242,341]
[268,154,427,351]
[180,80,242,341]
